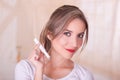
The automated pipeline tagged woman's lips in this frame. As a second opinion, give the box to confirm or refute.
[66,49,76,53]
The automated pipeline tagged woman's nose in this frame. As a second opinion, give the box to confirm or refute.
[71,37,78,48]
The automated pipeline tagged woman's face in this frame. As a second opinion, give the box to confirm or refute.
[49,18,86,59]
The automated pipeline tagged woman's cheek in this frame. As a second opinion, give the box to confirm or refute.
[59,36,69,46]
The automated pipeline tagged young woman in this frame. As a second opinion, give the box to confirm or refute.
[15,5,94,80]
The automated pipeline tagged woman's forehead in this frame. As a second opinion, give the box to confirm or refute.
[65,18,86,32]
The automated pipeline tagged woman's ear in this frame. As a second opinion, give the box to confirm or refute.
[47,33,53,41]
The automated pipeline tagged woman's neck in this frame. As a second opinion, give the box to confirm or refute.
[48,52,73,68]
[43,50,75,79]
[50,58,72,68]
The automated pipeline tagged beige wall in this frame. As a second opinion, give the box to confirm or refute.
[0,0,120,80]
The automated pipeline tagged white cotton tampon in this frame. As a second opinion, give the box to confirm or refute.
[34,38,50,59]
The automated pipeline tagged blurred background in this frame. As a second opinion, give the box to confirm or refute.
[0,0,120,80]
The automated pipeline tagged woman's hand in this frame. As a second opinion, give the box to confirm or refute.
[27,44,45,80]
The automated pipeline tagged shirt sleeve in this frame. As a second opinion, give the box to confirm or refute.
[83,69,94,80]
[14,60,33,80]
[76,64,94,80]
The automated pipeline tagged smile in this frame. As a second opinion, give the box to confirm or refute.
[66,49,76,53]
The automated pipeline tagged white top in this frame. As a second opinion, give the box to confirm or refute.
[15,59,94,80]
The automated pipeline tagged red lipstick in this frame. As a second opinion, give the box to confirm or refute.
[66,49,76,53]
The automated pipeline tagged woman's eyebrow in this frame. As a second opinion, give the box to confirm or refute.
[64,29,72,32]
[79,32,84,34]
[64,29,85,34]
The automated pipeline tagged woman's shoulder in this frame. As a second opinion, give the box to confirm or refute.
[15,59,35,80]
[73,63,94,80]
[16,59,31,68]
[74,63,90,74]
[15,59,35,74]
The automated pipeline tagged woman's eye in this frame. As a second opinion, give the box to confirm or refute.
[63,32,71,37]
[78,34,84,38]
